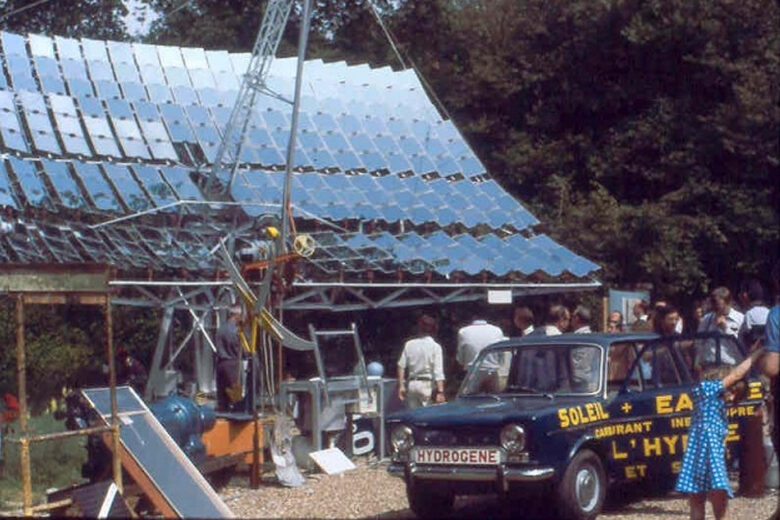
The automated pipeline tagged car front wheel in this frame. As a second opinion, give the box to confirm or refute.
[406,481,454,519]
[557,449,606,520]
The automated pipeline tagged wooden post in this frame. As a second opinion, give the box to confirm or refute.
[16,294,32,516]
[106,296,122,493]
[602,294,609,333]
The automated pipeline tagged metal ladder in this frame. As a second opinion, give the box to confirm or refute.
[307,323,370,407]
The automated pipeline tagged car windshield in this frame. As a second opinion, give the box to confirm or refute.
[459,344,602,397]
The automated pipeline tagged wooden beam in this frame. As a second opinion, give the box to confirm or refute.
[21,293,108,305]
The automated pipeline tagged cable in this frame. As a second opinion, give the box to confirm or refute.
[166,0,194,16]
[407,56,454,122]
[365,0,407,70]
[0,0,55,23]
[365,1,453,121]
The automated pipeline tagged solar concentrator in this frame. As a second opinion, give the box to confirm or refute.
[0,29,600,283]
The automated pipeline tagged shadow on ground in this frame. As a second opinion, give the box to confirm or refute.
[364,494,561,520]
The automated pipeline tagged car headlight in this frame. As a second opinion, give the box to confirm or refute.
[500,423,525,453]
[391,425,414,453]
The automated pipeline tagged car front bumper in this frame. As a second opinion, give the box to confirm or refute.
[388,462,555,491]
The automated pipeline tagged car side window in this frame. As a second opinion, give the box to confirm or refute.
[639,343,683,388]
[608,343,641,395]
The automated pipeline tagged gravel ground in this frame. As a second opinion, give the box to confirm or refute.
[221,461,779,519]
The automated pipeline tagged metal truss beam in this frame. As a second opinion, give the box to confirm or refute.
[111,279,601,312]
[204,0,296,195]
[280,280,602,311]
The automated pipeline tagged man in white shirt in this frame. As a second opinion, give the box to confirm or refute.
[530,304,570,336]
[397,313,445,408]
[696,286,745,366]
[571,305,592,334]
[456,317,506,369]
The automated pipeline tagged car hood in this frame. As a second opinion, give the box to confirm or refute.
[388,396,584,428]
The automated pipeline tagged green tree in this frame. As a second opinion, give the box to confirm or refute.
[0,0,129,39]
[141,0,395,56]
[389,0,778,300]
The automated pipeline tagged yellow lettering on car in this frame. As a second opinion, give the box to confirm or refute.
[558,403,610,429]
[612,441,628,460]
[656,394,673,414]
[624,464,647,479]
[585,403,598,422]
[656,393,692,414]
[558,408,570,428]
[674,393,693,413]
[661,435,679,455]
[748,381,763,400]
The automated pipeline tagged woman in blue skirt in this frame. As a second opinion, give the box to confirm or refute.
[675,347,766,520]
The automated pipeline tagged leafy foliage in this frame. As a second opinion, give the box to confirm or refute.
[0,0,129,39]
[0,302,160,412]
[384,0,779,300]
[0,414,87,507]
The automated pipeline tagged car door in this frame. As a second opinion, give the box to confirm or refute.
[605,339,690,488]
[602,341,650,483]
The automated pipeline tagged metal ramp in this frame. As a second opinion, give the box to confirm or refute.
[81,387,233,518]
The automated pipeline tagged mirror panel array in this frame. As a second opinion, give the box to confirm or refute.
[0,30,598,280]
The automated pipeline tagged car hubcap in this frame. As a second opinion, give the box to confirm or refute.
[575,465,599,512]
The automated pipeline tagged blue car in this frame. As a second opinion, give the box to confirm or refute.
[387,332,765,519]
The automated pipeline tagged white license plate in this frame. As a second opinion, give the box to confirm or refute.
[413,447,500,465]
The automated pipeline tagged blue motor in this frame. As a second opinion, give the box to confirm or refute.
[149,396,216,465]
[58,391,217,480]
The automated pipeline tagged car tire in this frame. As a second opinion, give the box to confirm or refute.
[406,482,454,519]
[557,449,606,520]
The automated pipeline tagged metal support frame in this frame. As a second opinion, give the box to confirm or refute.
[282,280,603,311]
[143,284,234,400]
[108,279,601,312]
[280,0,312,249]
[204,0,296,195]
[112,276,601,405]
[0,264,121,515]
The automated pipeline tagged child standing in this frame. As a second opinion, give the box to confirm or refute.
[675,348,766,520]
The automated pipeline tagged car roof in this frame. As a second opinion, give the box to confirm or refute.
[486,332,661,350]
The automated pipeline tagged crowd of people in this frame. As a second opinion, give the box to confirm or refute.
[394,265,780,520]
[396,272,779,410]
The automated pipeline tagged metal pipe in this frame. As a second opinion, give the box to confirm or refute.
[250,353,260,489]
[106,297,122,493]
[15,294,32,516]
[292,281,603,289]
[108,280,602,289]
[280,0,312,250]
[109,280,235,287]
[6,425,112,444]
[88,200,282,229]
